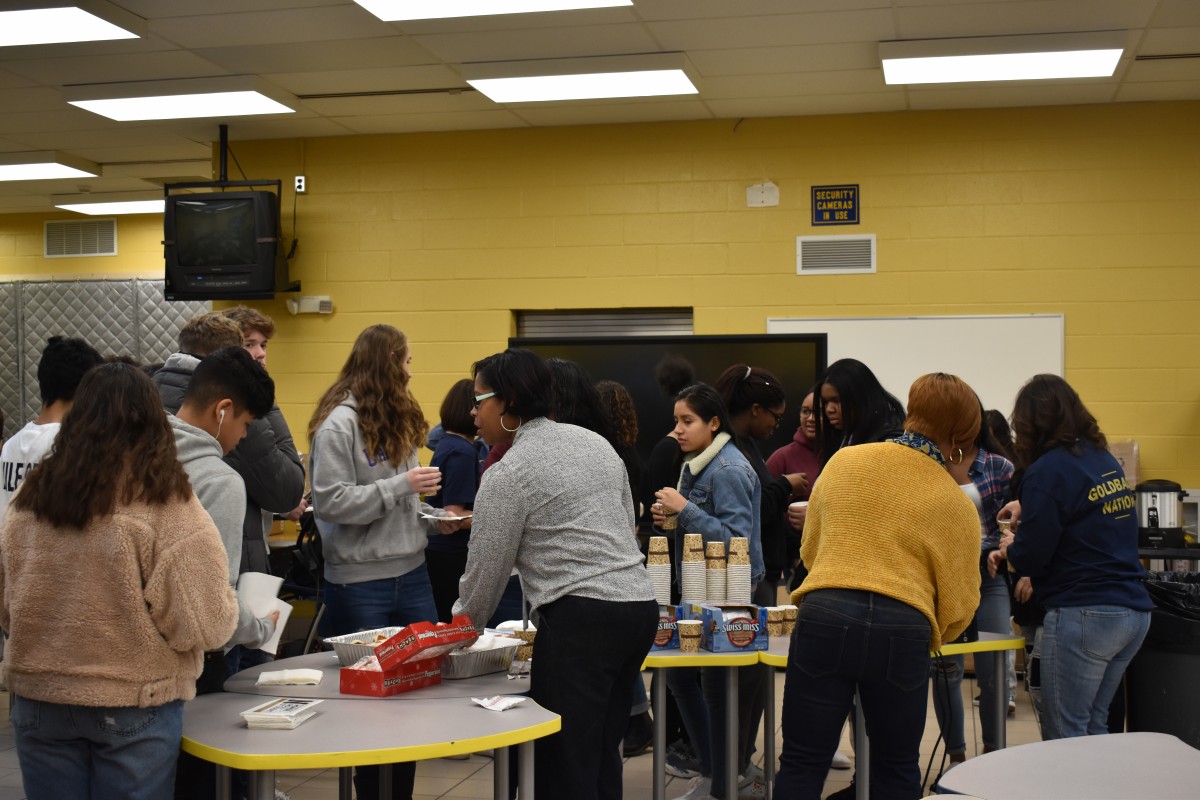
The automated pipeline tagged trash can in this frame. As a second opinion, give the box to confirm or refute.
[1126,573,1200,748]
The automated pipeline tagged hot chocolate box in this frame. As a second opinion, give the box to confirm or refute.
[684,603,768,653]
[650,604,682,651]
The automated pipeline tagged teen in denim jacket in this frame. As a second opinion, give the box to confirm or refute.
[654,383,762,800]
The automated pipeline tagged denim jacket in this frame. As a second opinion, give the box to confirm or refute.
[676,433,764,584]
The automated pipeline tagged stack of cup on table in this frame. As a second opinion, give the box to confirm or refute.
[680,533,706,603]
[780,604,798,634]
[766,607,786,637]
[705,541,727,602]
[646,536,672,605]
[726,537,752,603]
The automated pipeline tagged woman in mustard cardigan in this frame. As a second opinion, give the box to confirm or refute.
[774,373,982,800]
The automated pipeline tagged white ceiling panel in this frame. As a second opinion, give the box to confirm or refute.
[412,23,658,63]
[0,0,1196,214]
[647,9,897,50]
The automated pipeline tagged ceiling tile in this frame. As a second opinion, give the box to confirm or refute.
[303,90,492,116]
[1140,27,1200,54]
[0,69,36,90]
[705,93,908,118]
[701,69,888,100]
[0,50,226,88]
[412,23,658,63]
[1116,80,1200,102]
[894,0,1158,40]
[1125,58,1200,82]
[268,65,465,96]
[334,110,528,134]
[510,99,713,127]
[635,0,892,20]
[194,37,440,76]
[646,9,897,50]
[906,82,1119,110]
[149,6,393,49]
[389,6,637,34]
[1149,0,1200,28]
[118,0,338,17]
[690,42,880,77]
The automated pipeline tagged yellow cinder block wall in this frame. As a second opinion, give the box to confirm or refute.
[2,101,1198,484]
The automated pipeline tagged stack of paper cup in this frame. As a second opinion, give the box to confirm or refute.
[646,536,672,605]
[726,537,752,604]
[779,604,798,635]
[766,607,786,637]
[681,533,706,603]
[705,541,727,602]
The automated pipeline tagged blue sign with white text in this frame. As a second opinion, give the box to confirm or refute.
[812,184,859,226]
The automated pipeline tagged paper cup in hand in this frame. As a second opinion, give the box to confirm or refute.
[655,503,678,530]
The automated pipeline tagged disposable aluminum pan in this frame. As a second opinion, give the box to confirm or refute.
[323,627,404,667]
[441,637,522,679]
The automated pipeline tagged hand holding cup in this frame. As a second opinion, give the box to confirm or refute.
[406,465,442,495]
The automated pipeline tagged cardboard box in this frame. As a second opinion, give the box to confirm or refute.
[340,656,444,697]
[650,604,682,651]
[375,615,477,668]
[1107,440,1139,490]
[689,603,768,653]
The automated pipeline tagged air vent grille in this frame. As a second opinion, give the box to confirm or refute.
[45,219,117,258]
[517,308,693,338]
[796,234,875,275]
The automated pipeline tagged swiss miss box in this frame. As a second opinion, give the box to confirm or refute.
[682,604,768,653]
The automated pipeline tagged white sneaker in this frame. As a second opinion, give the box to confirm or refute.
[673,776,713,800]
[737,777,765,799]
[830,750,852,770]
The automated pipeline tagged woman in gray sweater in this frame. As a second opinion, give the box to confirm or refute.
[454,347,657,800]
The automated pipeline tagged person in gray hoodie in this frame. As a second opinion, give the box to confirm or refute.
[307,323,456,800]
[168,346,279,800]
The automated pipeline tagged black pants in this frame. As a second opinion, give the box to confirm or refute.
[531,595,658,800]
[425,548,470,623]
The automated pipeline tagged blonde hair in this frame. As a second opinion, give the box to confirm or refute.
[308,325,427,464]
[904,373,980,453]
[178,312,243,356]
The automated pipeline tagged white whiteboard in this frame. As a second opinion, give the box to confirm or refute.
[766,315,1064,417]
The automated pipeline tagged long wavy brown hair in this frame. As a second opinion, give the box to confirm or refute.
[308,324,428,464]
[596,379,638,450]
[1011,373,1106,469]
[12,362,192,529]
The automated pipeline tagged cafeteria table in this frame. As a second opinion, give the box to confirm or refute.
[934,731,1200,799]
[758,631,1025,800]
[185,651,557,800]
[643,648,761,800]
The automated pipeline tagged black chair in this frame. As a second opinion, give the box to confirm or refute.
[278,508,326,656]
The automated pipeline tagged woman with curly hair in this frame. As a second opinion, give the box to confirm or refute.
[308,324,453,800]
[1,362,237,800]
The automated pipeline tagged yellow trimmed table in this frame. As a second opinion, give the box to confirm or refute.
[642,648,761,800]
[184,678,559,800]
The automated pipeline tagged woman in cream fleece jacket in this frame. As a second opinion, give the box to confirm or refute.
[0,362,238,800]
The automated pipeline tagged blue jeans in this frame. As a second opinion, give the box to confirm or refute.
[1040,605,1149,739]
[325,563,438,800]
[776,589,931,800]
[930,570,1012,753]
[12,695,182,800]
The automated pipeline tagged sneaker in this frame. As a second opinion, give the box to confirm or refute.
[830,750,852,770]
[825,782,855,800]
[1008,699,1017,716]
[673,776,713,800]
[623,711,653,757]
[972,693,981,707]
[274,789,292,800]
[737,776,765,799]
[666,743,704,778]
[741,764,766,785]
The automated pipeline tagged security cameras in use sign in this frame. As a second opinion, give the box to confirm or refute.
[812,184,859,225]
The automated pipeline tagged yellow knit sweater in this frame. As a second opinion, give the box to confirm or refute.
[791,441,981,649]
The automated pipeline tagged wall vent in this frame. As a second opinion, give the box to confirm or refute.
[516,308,693,338]
[44,219,117,258]
[796,233,875,275]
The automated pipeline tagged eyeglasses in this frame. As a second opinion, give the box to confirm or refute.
[473,391,496,409]
[799,408,815,419]
[767,408,785,427]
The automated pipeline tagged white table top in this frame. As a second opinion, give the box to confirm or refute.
[224,651,524,701]
[936,732,1200,800]
[183,690,559,771]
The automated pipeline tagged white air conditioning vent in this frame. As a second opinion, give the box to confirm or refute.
[796,233,875,275]
[44,219,117,258]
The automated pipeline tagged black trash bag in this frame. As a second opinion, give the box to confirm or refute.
[1144,577,1200,654]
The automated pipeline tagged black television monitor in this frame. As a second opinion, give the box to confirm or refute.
[164,190,286,300]
[510,333,827,467]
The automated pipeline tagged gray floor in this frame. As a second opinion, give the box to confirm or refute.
[0,670,1041,799]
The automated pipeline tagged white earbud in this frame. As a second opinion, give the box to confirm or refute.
[219,408,225,424]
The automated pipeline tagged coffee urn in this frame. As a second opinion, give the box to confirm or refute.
[1136,479,1187,548]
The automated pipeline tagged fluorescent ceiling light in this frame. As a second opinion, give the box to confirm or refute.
[0,5,141,47]
[355,0,631,21]
[0,151,98,182]
[464,53,698,103]
[65,76,296,121]
[880,31,1125,85]
[56,199,164,215]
